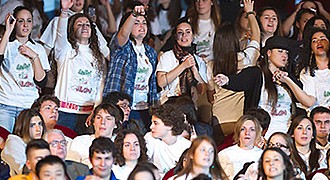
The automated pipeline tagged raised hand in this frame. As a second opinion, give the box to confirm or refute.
[214,74,229,87]
[133,5,146,16]
[4,14,16,34]
[243,0,254,13]
[61,0,74,11]
[181,54,196,69]
[272,70,288,84]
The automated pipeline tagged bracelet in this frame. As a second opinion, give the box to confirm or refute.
[61,9,69,15]
[245,11,256,18]
[30,54,38,63]
[131,11,138,18]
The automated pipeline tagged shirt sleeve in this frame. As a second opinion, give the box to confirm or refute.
[300,69,316,97]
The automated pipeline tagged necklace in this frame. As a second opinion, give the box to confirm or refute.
[134,44,149,64]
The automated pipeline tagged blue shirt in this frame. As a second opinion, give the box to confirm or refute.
[76,169,118,180]
[103,34,159,106]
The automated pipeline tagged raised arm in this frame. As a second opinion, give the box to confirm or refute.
[0,14,16,55]
[100,0,117,35]
[117,5,146,46]
[315,1,330,21]
[282,3,302,37]
[244,0,260,44]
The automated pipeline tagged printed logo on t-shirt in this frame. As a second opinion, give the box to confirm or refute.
[16,62,34,87]
[195,39,211,59]
[71,69,94,94]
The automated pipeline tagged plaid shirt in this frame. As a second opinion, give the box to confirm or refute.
[103,34,159,106]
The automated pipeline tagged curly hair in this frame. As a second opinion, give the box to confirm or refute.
[149,103,185,136]
[114,129,148,167]
[67,13,105,75]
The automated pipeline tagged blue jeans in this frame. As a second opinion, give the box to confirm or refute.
[0,103,25,132]
[57,111,92,135]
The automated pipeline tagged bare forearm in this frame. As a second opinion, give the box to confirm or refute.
[117,13,135,46]
[105,4,117,34]
[157,64,186,87]
[284,77,316,107]
[248,14,260,43]
[31,55,46,81]
[0,30,11,54]
[282,12,297,37]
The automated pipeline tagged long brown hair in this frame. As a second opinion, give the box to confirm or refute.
[67,13,105,75]
[186,0,221,35]
[175,136,228,180]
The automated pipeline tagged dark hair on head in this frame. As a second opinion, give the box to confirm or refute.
[287,115,320,174]
[118,6,151,45]
[36,155,68,179]
[192,174,212,180]
[166,96,197,125]
[310,106,330,120]
[31,94,60,111]
[258,147,294,180]
[14,109,46,143]
[150,103,185,135]
[9,6,34,42]
[175,136,228,180]
[299,28,330,77]
[128,162,156,180]
[25,139,50,157]
[89,136,117,159]
[213,21,240,76]
[186,0,221,35]
[92,103,123,128]
[114,129,148,166]
[103,91,132,104]
[156,0,182,28]
[67,13,105,75]
[256,7,283,36]
[303,15,330,39]
[291,8,316,40]
[173,148,189,174]
[245,107,271,131]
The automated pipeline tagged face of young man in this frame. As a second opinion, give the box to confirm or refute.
[313,112,330,140]
[26,149,51,173]
[90,151,114,179]
[150,116,172,140]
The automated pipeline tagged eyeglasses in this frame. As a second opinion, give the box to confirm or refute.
[118,103,130,110]
[49,140,67,148]
[268,142,289,149]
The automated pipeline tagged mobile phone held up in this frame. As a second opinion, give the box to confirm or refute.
[88,6,96,19]
[9,15,16,24]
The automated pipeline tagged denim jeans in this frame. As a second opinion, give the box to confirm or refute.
[0,103,25,132]
[57,111,92,135]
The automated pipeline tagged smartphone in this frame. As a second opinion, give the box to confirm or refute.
[88,6,96,19]
[9,15,15,24]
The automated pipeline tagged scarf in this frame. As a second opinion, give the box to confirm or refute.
[173,43,198,96]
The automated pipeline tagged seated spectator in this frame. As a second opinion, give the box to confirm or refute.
[36,155,68,180]
[0,127,10,180]
[218,115,262,179]
[310,106,330,151]
[144,103,191,177]
[171,136,227,180]
[76,137,118,180]
[288,115,327,176]
[1,109,46,176]
[258,147,295,180]
[32,94,77,139]
[67,103,121,167]
[128,162,158,180]
[113,129,148,179]
[9,139,50,180]
[44,129,89,180]
[163,149,189,180]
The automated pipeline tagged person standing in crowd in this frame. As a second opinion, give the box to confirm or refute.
[53,0,108,134]
[76,137,118,180]
[103,5,158,130]
[9,139,50,180]
[43,129,89,180]
[0,7,50,132]
[1,109,46,176]
[144,103,191,177]
[310,107,330,151]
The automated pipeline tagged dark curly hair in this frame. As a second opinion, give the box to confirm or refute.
[149,103,185,136]
[67,13,105,75]
[114,129,148,167]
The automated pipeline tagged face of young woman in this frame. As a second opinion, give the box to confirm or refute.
[131,16,148,42]
[311,31,329,56]
[74,17,91,42]
[262,150,285,179]
[313,19,327,30]
[193,140,214,169]
[122,133,141,162]
[293,118,313,147]
[29,116,43,140]
[93,109,116,138]
[239,120,257,149]
[176,22,193,47]
[260,10,278,35]
[267,48,289,68]
[195,0,213,17]
[71,0,85,12]
[268,135,290,156]
[150,116,171,140]
[15,9,33,38]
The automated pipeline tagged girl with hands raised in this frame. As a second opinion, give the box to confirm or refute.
[0,6,50,132]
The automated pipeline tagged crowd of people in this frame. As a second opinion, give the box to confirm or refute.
[0,0,330,179]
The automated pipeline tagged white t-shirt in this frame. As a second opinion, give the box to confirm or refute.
[217,144,262,180]
[259,75,292,140]
[298,149,327,173]
[156,50,208,97]
[0,39,50,108]
[193,19,215,62]
[112,164,135,180]
[144,132,191,177]
[40,13,109,58]
[237,40,260,72]
[54,17,104,114]
[131,44,153,110]
[300,68,330,111]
